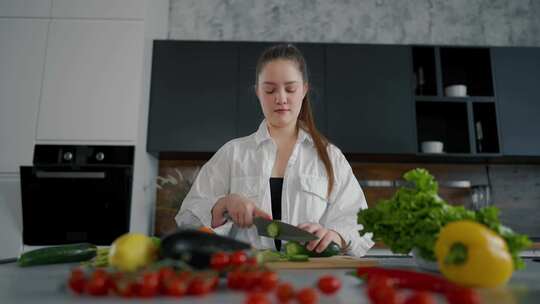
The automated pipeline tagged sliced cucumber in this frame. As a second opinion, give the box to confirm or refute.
[266,221,280,238]
[256,250,282,263]
[285,241,341,258]
[288,254,309,262]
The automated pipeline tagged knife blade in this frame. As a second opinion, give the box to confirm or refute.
[253,217,318,242]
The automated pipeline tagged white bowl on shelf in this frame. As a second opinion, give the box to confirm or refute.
[445,84,467,97]
[421,141,444,154]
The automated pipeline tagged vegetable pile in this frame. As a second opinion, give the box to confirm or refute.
[357,168,531,269]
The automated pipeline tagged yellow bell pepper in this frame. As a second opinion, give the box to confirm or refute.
[435,220,513,287]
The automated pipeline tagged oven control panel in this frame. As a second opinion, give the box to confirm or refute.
[33,145,134,166]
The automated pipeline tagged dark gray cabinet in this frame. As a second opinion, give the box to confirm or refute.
[237,43,327,137]
[147,41,238,152]
[492,48,540,156]
[326,45,416,154]
[237,42,271,136]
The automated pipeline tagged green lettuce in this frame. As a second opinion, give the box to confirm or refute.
[358,168,531,270]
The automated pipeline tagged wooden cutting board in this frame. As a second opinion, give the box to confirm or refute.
[265,256,378,270]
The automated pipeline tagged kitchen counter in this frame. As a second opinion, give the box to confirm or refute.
[1,257,539,304]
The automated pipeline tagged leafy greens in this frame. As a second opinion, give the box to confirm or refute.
[357,168,531,270]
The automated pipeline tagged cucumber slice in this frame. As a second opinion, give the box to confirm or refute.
[266,221,280,238]
[288,254,309,262]
[285,241,341,258]
[256,250,282,263]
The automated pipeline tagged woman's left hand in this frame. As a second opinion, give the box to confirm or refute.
[297,222,345,253]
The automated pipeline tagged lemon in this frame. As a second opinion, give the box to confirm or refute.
[108,233,158,272]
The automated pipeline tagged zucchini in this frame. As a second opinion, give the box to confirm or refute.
[18,243,97,267]
[285,241,341,258]
[266,221,280,238]
[160,229,251,268]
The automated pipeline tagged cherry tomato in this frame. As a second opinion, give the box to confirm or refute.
[209,274,219,290]
[276,282,295,302]
[68,268,86,294]
[85,269,109,296]
[366,275,398,304]
[227,270,245,290]
[138,271,159,297]
[245,292,271,304]
[404,291,436,304]
[243,270,262,291]
[259,271,279,292]
[246,257,258,266]
[296,287,318,304]
[187,277,211,296]
[317,275,341,295]
[115,279,138,298]
[210,252,230,271]
[177,271,192,281]
[158,267,175,292]
[230,251,248,266]
[166,277,187,297]
[445,288,481,304]
[158,267,175,283]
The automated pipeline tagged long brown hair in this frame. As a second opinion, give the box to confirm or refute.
[255,44,335,197]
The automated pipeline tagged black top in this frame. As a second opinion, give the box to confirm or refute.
[270,177,284,251]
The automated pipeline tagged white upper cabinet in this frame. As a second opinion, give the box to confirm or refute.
[0,19,48,172]
[51,0,144,19]
[0,0,51,18]
[36,19,144,142]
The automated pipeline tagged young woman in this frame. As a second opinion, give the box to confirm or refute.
[176,44,373,256]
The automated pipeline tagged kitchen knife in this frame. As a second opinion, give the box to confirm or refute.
[253,217,318,242]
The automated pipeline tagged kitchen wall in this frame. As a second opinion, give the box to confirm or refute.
[155,1,540,240]
[169,0,540,46]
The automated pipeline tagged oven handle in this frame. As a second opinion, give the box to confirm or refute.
[35,171,106,179]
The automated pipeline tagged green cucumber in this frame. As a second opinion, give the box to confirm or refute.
[266,222,280,238]
[285,241,341,258]
[18,243,97,267]
[288,254,309,262]
[256,250,282,263]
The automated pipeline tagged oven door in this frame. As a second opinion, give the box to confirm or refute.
[20,166,132,245]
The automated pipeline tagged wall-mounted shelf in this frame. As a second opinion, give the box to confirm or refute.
[412,46,501,156]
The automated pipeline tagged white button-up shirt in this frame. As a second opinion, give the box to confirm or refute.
[175,120,373,257]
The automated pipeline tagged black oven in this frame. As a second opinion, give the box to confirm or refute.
[20,145,134,245]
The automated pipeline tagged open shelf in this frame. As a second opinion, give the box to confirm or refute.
[416,101,470,153]
[472,102,500,153]
[412,47,437,96]
[440,47,494,97]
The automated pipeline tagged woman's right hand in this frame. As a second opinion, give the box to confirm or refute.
[211,194,271,228]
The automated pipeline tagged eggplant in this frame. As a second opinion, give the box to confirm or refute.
[160,229,251,268]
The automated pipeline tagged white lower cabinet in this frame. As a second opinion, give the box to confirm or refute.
[36,19,144,143]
